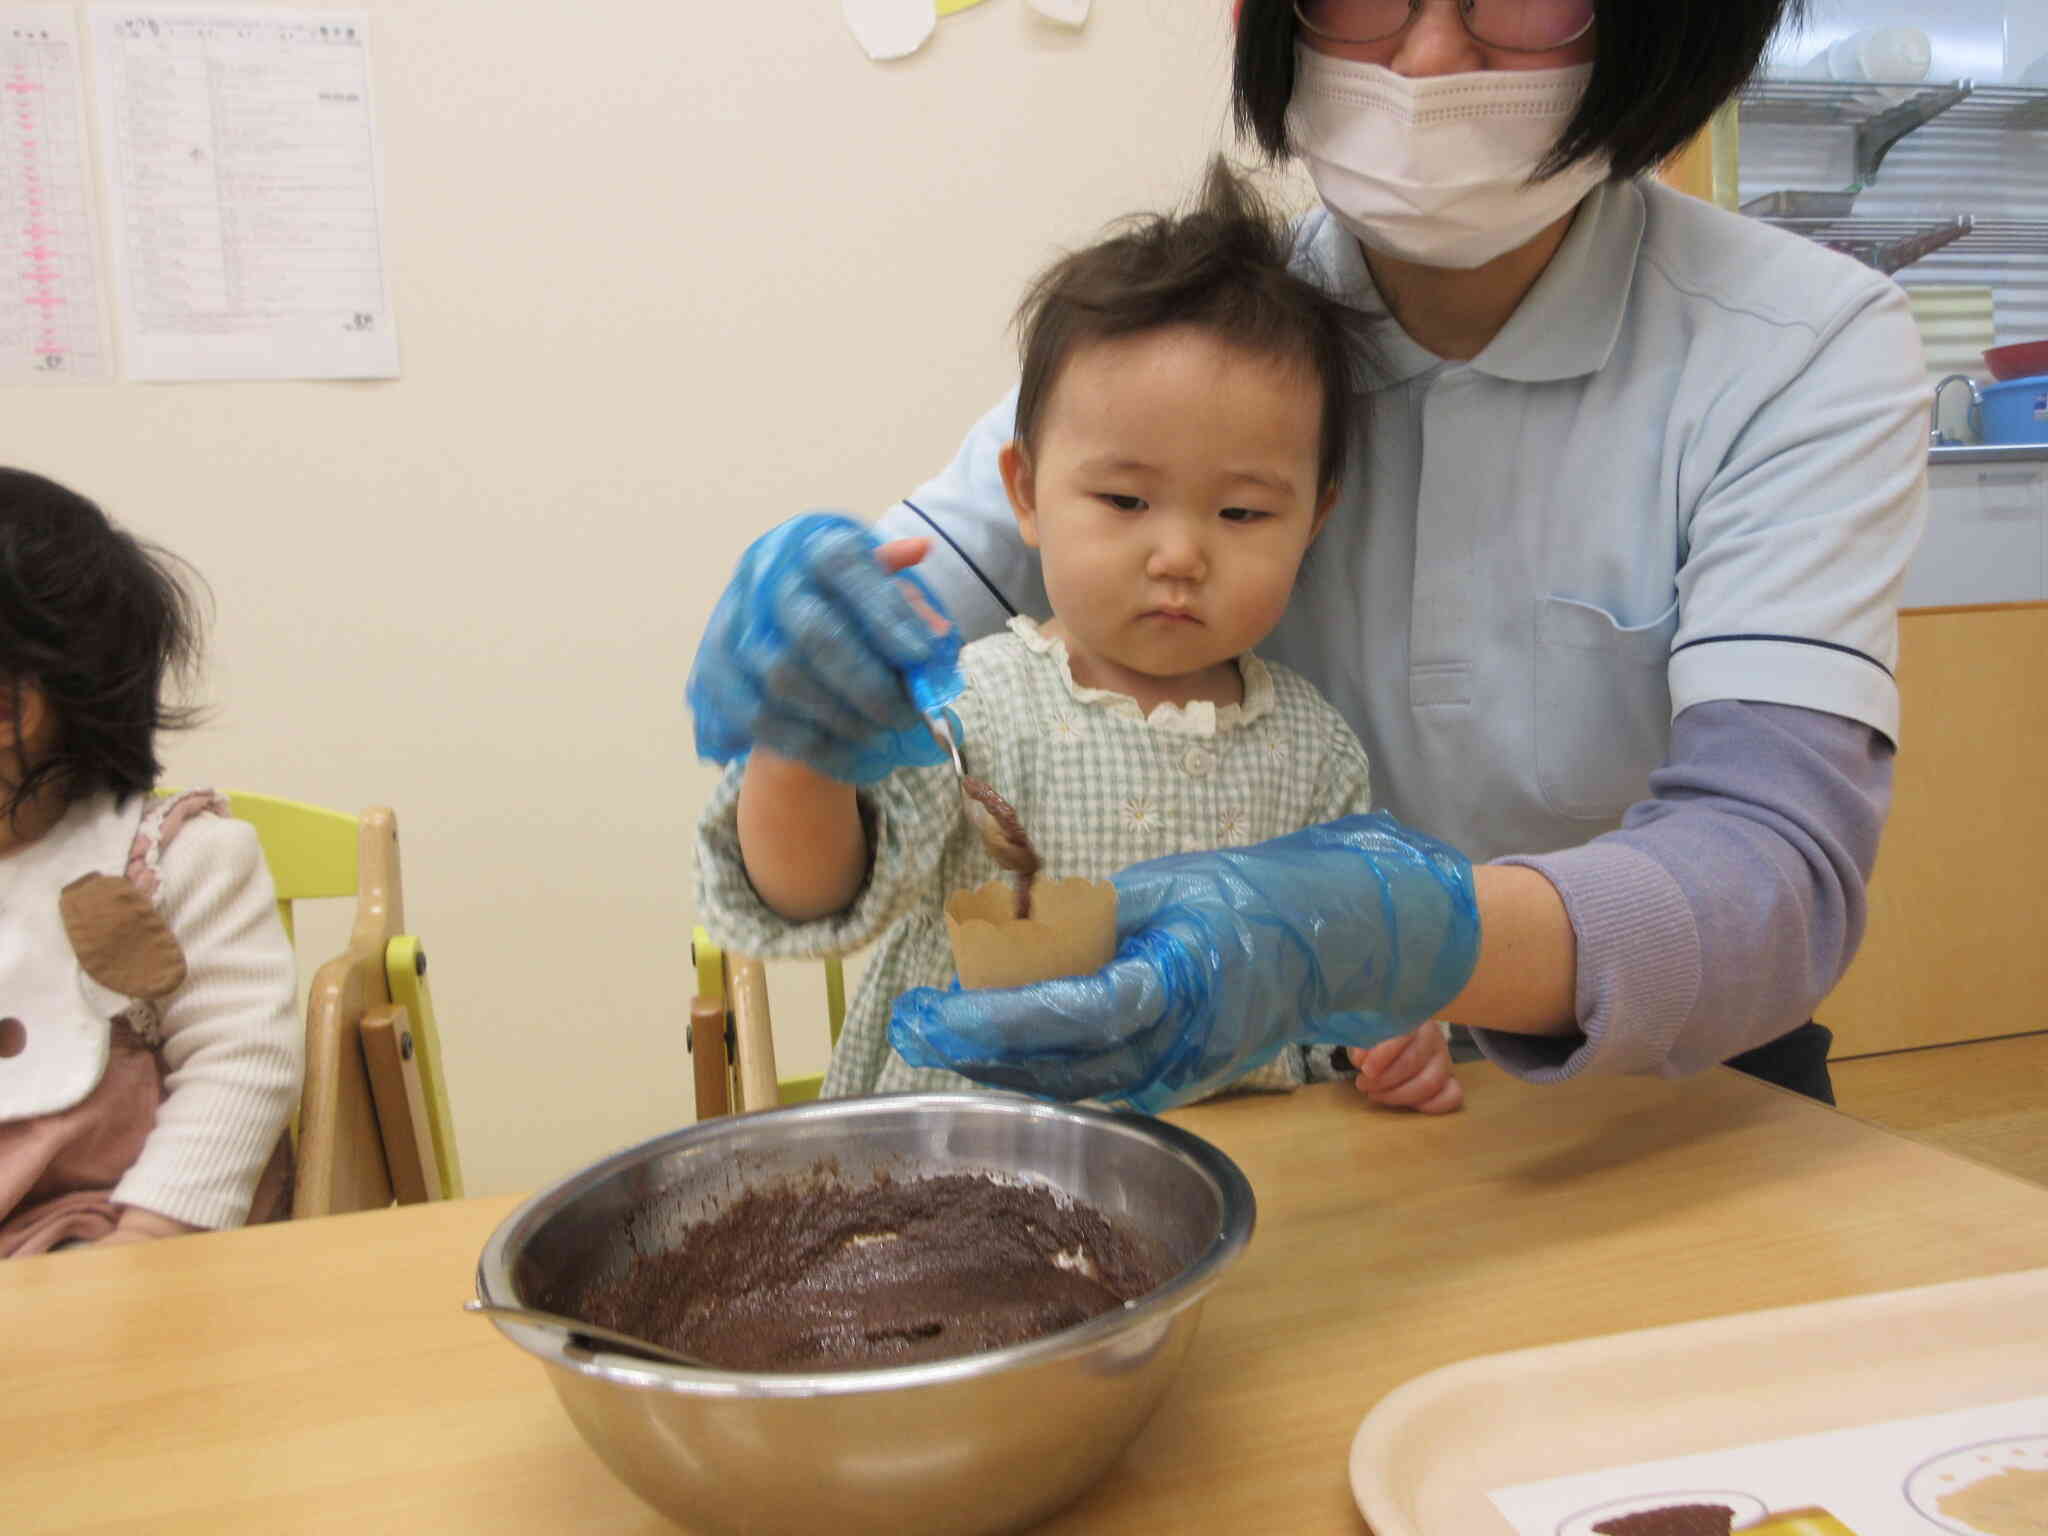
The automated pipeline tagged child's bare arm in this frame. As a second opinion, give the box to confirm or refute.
[737,749,872,921]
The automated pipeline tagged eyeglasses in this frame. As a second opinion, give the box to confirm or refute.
[1293,0,1595,54]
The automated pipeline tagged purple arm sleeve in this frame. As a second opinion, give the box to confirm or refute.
[1474,699,1893,1081]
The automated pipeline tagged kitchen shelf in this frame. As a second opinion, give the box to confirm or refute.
[1739,214,2048,276]
[1929,443,2048,466]
[1738,79,2048,184]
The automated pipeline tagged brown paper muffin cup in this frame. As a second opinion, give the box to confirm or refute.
[944,876,1116,990]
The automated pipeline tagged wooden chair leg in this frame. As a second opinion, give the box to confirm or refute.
[691,995,731,1120]
[361,1004,443,1204]
[728,955,779,1112]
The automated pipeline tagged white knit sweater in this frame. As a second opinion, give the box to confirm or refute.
[0,793,301,1230]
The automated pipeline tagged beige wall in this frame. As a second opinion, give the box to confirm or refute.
[12,0,1260,1193]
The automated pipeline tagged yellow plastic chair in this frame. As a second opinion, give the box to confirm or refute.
[689,926,845,1118]
[166,791,460,1216]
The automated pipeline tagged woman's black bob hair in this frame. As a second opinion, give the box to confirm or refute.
[1233,0,1809,181]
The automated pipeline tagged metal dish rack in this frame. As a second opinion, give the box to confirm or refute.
[1736,79,2048,276]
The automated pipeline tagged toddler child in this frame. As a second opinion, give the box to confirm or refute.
[693,160,1459,1110]
[0,469,300,1255]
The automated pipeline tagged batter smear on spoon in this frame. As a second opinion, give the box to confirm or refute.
[961,775,1040,918]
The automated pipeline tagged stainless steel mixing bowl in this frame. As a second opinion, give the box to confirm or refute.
[475,1092,1255,1536]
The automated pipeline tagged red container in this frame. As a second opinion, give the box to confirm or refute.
[1984,339,2048,381]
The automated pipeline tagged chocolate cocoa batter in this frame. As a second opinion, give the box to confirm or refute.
[555,1172,1164,1373]
[961,776,1040,918]
[1590,1506,1735,1536]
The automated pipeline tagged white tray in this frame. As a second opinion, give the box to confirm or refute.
[1348,1266,2048,1535]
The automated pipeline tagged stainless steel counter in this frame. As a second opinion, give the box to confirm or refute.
[1911,445,2048,607]
[1930,444,2048,466]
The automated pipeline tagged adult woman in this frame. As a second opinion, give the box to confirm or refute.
[693,0,1927,1109]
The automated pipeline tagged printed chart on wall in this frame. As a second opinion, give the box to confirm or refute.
[0,7,112,382]
[1489,1396,2048,1536]
[88,6,397,380]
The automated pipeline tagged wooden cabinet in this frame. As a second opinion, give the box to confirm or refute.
[1823,602,2048,1058]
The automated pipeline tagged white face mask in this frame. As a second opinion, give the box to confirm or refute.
[1286,47,1610,270]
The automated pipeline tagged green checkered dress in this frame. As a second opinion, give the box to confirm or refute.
[695,617,1375,1100]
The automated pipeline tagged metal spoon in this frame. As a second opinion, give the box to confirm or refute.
[902,579,1040,912]
[464,1299,716,1370]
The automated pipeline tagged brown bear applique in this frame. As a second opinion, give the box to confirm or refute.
[58,873,188,1000]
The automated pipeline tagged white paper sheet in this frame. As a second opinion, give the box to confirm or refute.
[1027,0,1091,27]
[844,0,935,62]
[1489,1394,2048,1536]
[0,8,111,381]
[90,7,397,381]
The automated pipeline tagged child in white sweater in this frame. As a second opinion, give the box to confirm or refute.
[0,469,299,1255]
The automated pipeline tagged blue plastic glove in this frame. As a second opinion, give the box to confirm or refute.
[890,813,1480,1112]
[687,512,963,784]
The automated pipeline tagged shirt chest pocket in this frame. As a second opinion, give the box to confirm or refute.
[1532,595,1677,823]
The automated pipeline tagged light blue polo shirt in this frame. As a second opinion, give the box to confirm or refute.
[876,177,1930,864]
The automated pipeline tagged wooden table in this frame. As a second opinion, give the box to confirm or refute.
[13,1066,2048,1535]
[1832,1031,2048,1186]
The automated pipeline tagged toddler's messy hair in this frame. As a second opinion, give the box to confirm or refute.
[1012,155,1376,494]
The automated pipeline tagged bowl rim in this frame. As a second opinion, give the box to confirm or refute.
[473,1092,1257,1399]
[1983,341,2048,381]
